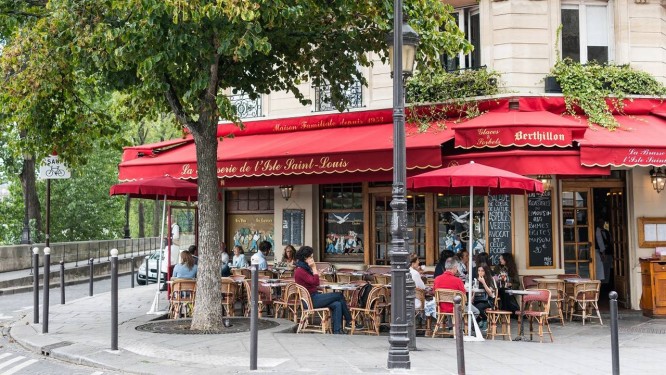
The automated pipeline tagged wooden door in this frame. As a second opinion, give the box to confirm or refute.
[561,188,594,278]
[608,188,630,307]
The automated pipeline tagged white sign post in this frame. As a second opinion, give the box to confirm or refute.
[38,155,71,180]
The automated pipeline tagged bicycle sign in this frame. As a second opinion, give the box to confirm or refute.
[38,155,71,179]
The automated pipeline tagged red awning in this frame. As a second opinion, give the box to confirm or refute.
[442,149,609,176]
[453,111,587,149]
[118,111,454,185]
[578,115,666,167]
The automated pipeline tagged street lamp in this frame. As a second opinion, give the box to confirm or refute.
[385,2,420,369]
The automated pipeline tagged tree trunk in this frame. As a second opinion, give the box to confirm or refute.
[19,156,42,237]
[138,201,145,238]
[189,121,223,331]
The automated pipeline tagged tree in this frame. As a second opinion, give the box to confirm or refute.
[0,0,469,331]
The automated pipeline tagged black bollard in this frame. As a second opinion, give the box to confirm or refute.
[453,295,465,375]
[111,249,119,350]
[60,260,65,304]
[250,263,258,370]
[42,247,51,334]
[32,247,39,324]
[89,258,94,296]
[609,291,620,375]
[145,257,150,284]
[131,257,135,288]
[406,270,416,351]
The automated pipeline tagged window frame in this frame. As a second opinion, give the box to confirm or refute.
[442,6,481,71]
[561,1,615,64]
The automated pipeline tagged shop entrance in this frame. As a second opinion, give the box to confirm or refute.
[562,178,629,307]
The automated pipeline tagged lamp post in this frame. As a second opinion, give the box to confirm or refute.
[386,1,419,369]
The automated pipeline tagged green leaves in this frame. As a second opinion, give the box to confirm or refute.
[551,59,666,130]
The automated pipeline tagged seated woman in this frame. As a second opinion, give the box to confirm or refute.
[294,246,354,334]
[473,264,497,331]
[493,252,520,314]
[231,245,247,268]
[220,243,231,277]
[276,244,296,268]
[172,251,197,279]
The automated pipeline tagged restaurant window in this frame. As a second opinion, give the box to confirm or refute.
[561,3,612,64]
[321,183,364,261]
[314,80,363,112]
[435,194,485,255]
[373,193,427,265]
[441,7,481,71]
[226,189,275,256]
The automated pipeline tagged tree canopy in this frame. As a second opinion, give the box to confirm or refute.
[0,0,470,330]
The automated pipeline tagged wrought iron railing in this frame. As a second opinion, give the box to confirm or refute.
[229,92,263,119]
[314,81,363,112]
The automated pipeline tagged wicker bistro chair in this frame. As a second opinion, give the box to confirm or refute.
[220,277,239,316]
[521,275,541,290]
[536,279,566,326]
[557,274,581,312]
[336,273,352,283]
[243,280,272,318]
[232,268,252,279]
[522,289,554,343]
[349,285,388,335]
[273,282,301,322]
[169,278,197,319]
[373,274,391,285]
[485,294,512,341]
[294,284,331,334]
[432,289,467,338]
[568,280,603,325]
[415,288,432,336]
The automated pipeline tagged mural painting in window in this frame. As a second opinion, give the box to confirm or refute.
[436,194,486,255]
[321,183,363,260]
[229,214,275,255]
[324,212,364,254]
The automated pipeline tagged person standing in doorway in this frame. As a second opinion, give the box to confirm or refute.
[595,218,612,284]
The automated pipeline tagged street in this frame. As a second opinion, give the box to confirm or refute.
[0,276,137,375]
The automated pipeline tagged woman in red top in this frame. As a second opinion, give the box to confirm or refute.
[294,246,353,334]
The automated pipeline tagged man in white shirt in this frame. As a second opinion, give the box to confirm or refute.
[251,240,270,270]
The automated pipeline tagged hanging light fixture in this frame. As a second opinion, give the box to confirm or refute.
[537,175,552,191]
[279,185,294,200]
[650,168,666,193]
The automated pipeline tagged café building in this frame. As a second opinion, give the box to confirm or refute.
[117,95,666,313]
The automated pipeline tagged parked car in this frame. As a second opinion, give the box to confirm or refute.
[137,250,167,285]
[136,244,183,285]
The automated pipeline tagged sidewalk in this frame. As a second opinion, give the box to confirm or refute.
[8,284,666,375]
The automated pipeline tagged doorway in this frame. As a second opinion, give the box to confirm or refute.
[562,178,629,308]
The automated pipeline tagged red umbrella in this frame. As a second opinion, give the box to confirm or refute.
[407,161,543,341]
[406,161,543,194]
[109,176,198,201]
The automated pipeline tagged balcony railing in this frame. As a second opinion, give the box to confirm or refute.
[229,92,263,119]
[314,81,363,112]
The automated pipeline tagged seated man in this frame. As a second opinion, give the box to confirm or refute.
[433,256,479,319]
[250,240,270,271]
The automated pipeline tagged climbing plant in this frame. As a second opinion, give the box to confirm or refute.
[405,67,501,131]
[550,59,666,130]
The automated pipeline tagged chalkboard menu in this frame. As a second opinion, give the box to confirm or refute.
[526,191,555,268]
[486,195,512,266]
[282,209,305,246]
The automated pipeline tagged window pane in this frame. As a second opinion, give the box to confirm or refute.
[469,12,481,68]
[562,8,580,62]
[587,46,608,64]
[586,6,608,47]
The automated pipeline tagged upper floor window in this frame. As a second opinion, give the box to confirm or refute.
[314,80,363,112]
[441,7,481,71]
[561,3,613,64]
[229,91,263,119]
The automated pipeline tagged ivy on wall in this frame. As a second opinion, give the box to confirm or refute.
[405,67,501,130]
[550,59,666,130]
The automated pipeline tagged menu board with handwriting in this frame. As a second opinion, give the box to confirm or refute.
[486,195,513,266]
[282,209,304,246]
[526,191,555,268]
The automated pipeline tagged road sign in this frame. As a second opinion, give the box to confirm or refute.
[38,155,71,179]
